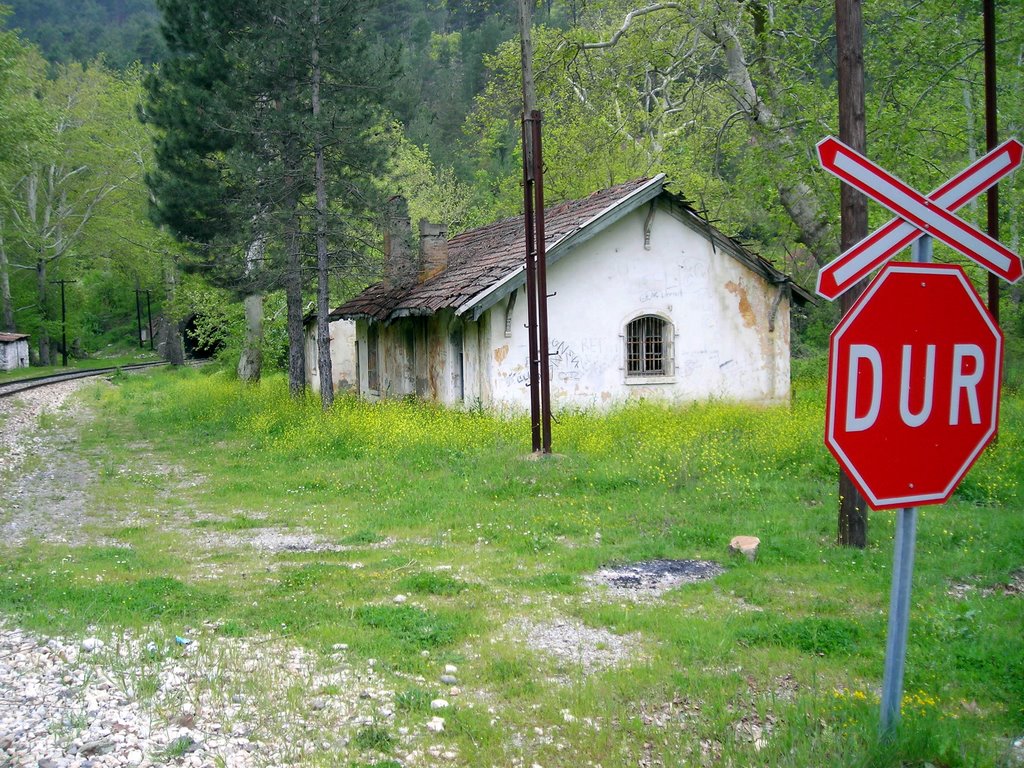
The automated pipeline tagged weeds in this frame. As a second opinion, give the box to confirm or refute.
[1,364,1021,766]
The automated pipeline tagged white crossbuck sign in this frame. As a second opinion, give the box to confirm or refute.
[815,136,1023,300]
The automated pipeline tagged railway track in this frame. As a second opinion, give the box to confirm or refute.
[0,360,170,399]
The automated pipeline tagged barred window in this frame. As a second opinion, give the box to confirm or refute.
[625,315,671,377]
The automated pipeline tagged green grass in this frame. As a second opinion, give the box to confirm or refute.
[1,362,1021,766]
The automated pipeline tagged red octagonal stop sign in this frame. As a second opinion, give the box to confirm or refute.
[826,262,1003,510]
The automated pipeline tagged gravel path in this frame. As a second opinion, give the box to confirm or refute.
[0,380,101,547]
[0,382,467,767]
[0,621,444,768]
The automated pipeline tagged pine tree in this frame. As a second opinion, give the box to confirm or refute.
[145,0,392,397]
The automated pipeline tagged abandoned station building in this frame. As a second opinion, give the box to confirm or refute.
[314,175,810,409]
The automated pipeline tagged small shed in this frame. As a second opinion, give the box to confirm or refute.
[0,333,30,372]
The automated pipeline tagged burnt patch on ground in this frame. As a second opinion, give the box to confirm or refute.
[584,559,724,601]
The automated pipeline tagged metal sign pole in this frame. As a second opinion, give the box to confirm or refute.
[880,504,917,733]
[879,234,931,735]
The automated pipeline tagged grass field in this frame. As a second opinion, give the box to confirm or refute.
[1,361,1022,766]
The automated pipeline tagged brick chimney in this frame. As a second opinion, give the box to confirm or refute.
[383,196,416,289]
[418,220,449,282]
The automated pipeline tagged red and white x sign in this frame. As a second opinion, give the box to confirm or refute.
[815,137,1023,300]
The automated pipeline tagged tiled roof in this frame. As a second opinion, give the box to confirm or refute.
[333,175,811,322]
[333,177,657,322]
[0,332,29,342]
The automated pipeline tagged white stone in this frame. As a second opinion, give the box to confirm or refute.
[81,638,104,652]
[393,594,407,604]
[426,717,445,733]
[443,664,458,674]
[430,699,449,710]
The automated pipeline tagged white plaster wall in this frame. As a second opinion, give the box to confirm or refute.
[484,204,791,410]
[304,319,358,394]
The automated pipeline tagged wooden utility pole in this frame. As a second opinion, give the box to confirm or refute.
[983,0,1000,324]
[518,0,552,453]
[50,279,76,367]
[835,0,868,547]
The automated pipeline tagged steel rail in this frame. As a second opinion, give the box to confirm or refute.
[0,361,170,399]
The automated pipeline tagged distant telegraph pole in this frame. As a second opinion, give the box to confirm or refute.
[50,279,76,367]
[835,0,869,547]
[518,0,552,454]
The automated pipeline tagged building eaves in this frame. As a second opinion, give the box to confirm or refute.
[457,175,667,319]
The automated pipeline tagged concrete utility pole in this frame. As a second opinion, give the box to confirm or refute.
[518,0,552,454]
[835,0,868,547]
[135,288,154,349]
[135,287,144,348]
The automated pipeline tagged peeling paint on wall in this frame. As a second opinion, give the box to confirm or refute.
[493,344,509,364]
[725,281,756,329]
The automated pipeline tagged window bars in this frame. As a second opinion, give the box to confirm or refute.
[626,315,668,376]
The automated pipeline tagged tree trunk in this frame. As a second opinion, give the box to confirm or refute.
[238,292,264,382]
[0,221,14,331]
[237,235,265,383]
[835,0,868,548]
[311,3,334,409]
[159,264,184,365]
[284,202,305,398]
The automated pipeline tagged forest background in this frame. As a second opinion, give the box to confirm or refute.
[0,0,1021,392]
